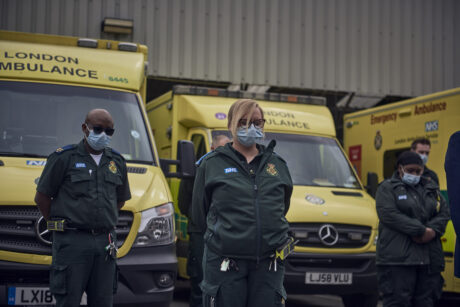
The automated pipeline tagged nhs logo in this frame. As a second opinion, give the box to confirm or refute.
[27,160,46,166]
[224,167,238,174]
[425,120,438,132]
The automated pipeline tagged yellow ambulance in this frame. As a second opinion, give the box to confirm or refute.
[343,88,460,294]
[147,86,380,306]
[0,31,192,306]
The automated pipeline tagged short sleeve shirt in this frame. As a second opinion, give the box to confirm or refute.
[37,140,131,229]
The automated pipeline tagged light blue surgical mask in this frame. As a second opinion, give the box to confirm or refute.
[402,172,421,186]
[236,124,264,147]
[85,126,111,151]
[418,154,428,165]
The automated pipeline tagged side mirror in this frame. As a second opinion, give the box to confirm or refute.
[160,140,196,178]
[177,140,196,178]
[366,172,378,198]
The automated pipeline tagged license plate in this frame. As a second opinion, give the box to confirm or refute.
[8,287,87,306]
[305,272,353,285]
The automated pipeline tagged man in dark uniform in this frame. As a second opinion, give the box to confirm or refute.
[411,138,439,184]
[34,109,131,307]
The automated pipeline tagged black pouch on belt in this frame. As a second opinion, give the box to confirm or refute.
[275,237,299,261]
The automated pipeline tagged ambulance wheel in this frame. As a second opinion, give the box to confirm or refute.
[342,293,378,307]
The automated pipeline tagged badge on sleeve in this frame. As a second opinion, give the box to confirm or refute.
[266,163,278,176]
[109,161,117,174]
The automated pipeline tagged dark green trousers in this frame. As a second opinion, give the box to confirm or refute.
[377,265,443,307]
[187,232,205,307]
[50,230,117,307]
[201,246,286,307]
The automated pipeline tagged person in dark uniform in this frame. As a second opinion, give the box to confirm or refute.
[445,131,460,278]
[411,138,439,185]
[178,134,230,307]
[192,99,293,307]
[34,109,131,307]
[376,151,449,307]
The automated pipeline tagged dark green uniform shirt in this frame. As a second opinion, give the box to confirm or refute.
[37,140,131,230]
[192,141,293,260]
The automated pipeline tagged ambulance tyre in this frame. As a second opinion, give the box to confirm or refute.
[341,293,378,307]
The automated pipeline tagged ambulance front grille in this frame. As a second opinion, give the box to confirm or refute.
[290,223,372,248]
[127,166,147,174]
[0,206,134,255]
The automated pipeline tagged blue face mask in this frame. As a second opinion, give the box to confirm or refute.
[85,126,111,151]
[236,124,264,147]
[401,172,421,186]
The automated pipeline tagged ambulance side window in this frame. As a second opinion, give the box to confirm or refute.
[191,134,207,161]
[383,148,409,179]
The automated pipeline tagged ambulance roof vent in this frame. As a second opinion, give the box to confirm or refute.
[118,42,138,52]
[77,38,98,48]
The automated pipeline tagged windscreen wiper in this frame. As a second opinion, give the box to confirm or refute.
[0,152,47,158]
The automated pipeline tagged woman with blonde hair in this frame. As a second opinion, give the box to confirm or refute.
[192,99,293,307]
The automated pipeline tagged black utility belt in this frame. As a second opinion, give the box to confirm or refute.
[47,219,112,235]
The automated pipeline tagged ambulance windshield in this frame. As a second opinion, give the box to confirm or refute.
[212,131,360,189]
[0,81,155,164]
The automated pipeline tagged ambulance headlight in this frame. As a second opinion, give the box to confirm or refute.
[133,203,175,247]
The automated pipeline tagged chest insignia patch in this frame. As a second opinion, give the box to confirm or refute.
[224,167,238,174]
[109,161,117,174]
[398,195,407,200]
[266,163,278,176]
[75,162,86,168]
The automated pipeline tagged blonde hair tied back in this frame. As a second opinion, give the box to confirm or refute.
[227,99,264,138]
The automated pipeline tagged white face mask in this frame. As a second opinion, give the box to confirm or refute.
[402,172,421,186]
[399,166,421,186]
[418,154,428,165]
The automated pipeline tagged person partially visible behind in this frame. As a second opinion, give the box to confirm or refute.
[445,130,460,278]
[178,134,230,307]
[376,151,449,307]
[192,99,293,307]
[411,138,439,185]
[34,109,131,307]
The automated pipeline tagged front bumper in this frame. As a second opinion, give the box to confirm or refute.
[284,251,377,295]
[0,244,177,306]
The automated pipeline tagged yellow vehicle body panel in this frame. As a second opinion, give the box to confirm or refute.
[0,31,147,92]
[0,156,171,265]
[0,31,173,267]
[288,186,378,255]
[148,89,377,281]
[175,95,336,136]
[343,87,460,293]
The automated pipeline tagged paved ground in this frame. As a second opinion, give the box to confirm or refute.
[171,279,381,307]
[171,280,460,307]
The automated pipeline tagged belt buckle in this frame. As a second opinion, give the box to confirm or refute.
[47,220,65,232]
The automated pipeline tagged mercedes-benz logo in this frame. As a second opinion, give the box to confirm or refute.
[318,224,339,246]
[35,216,52,246]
